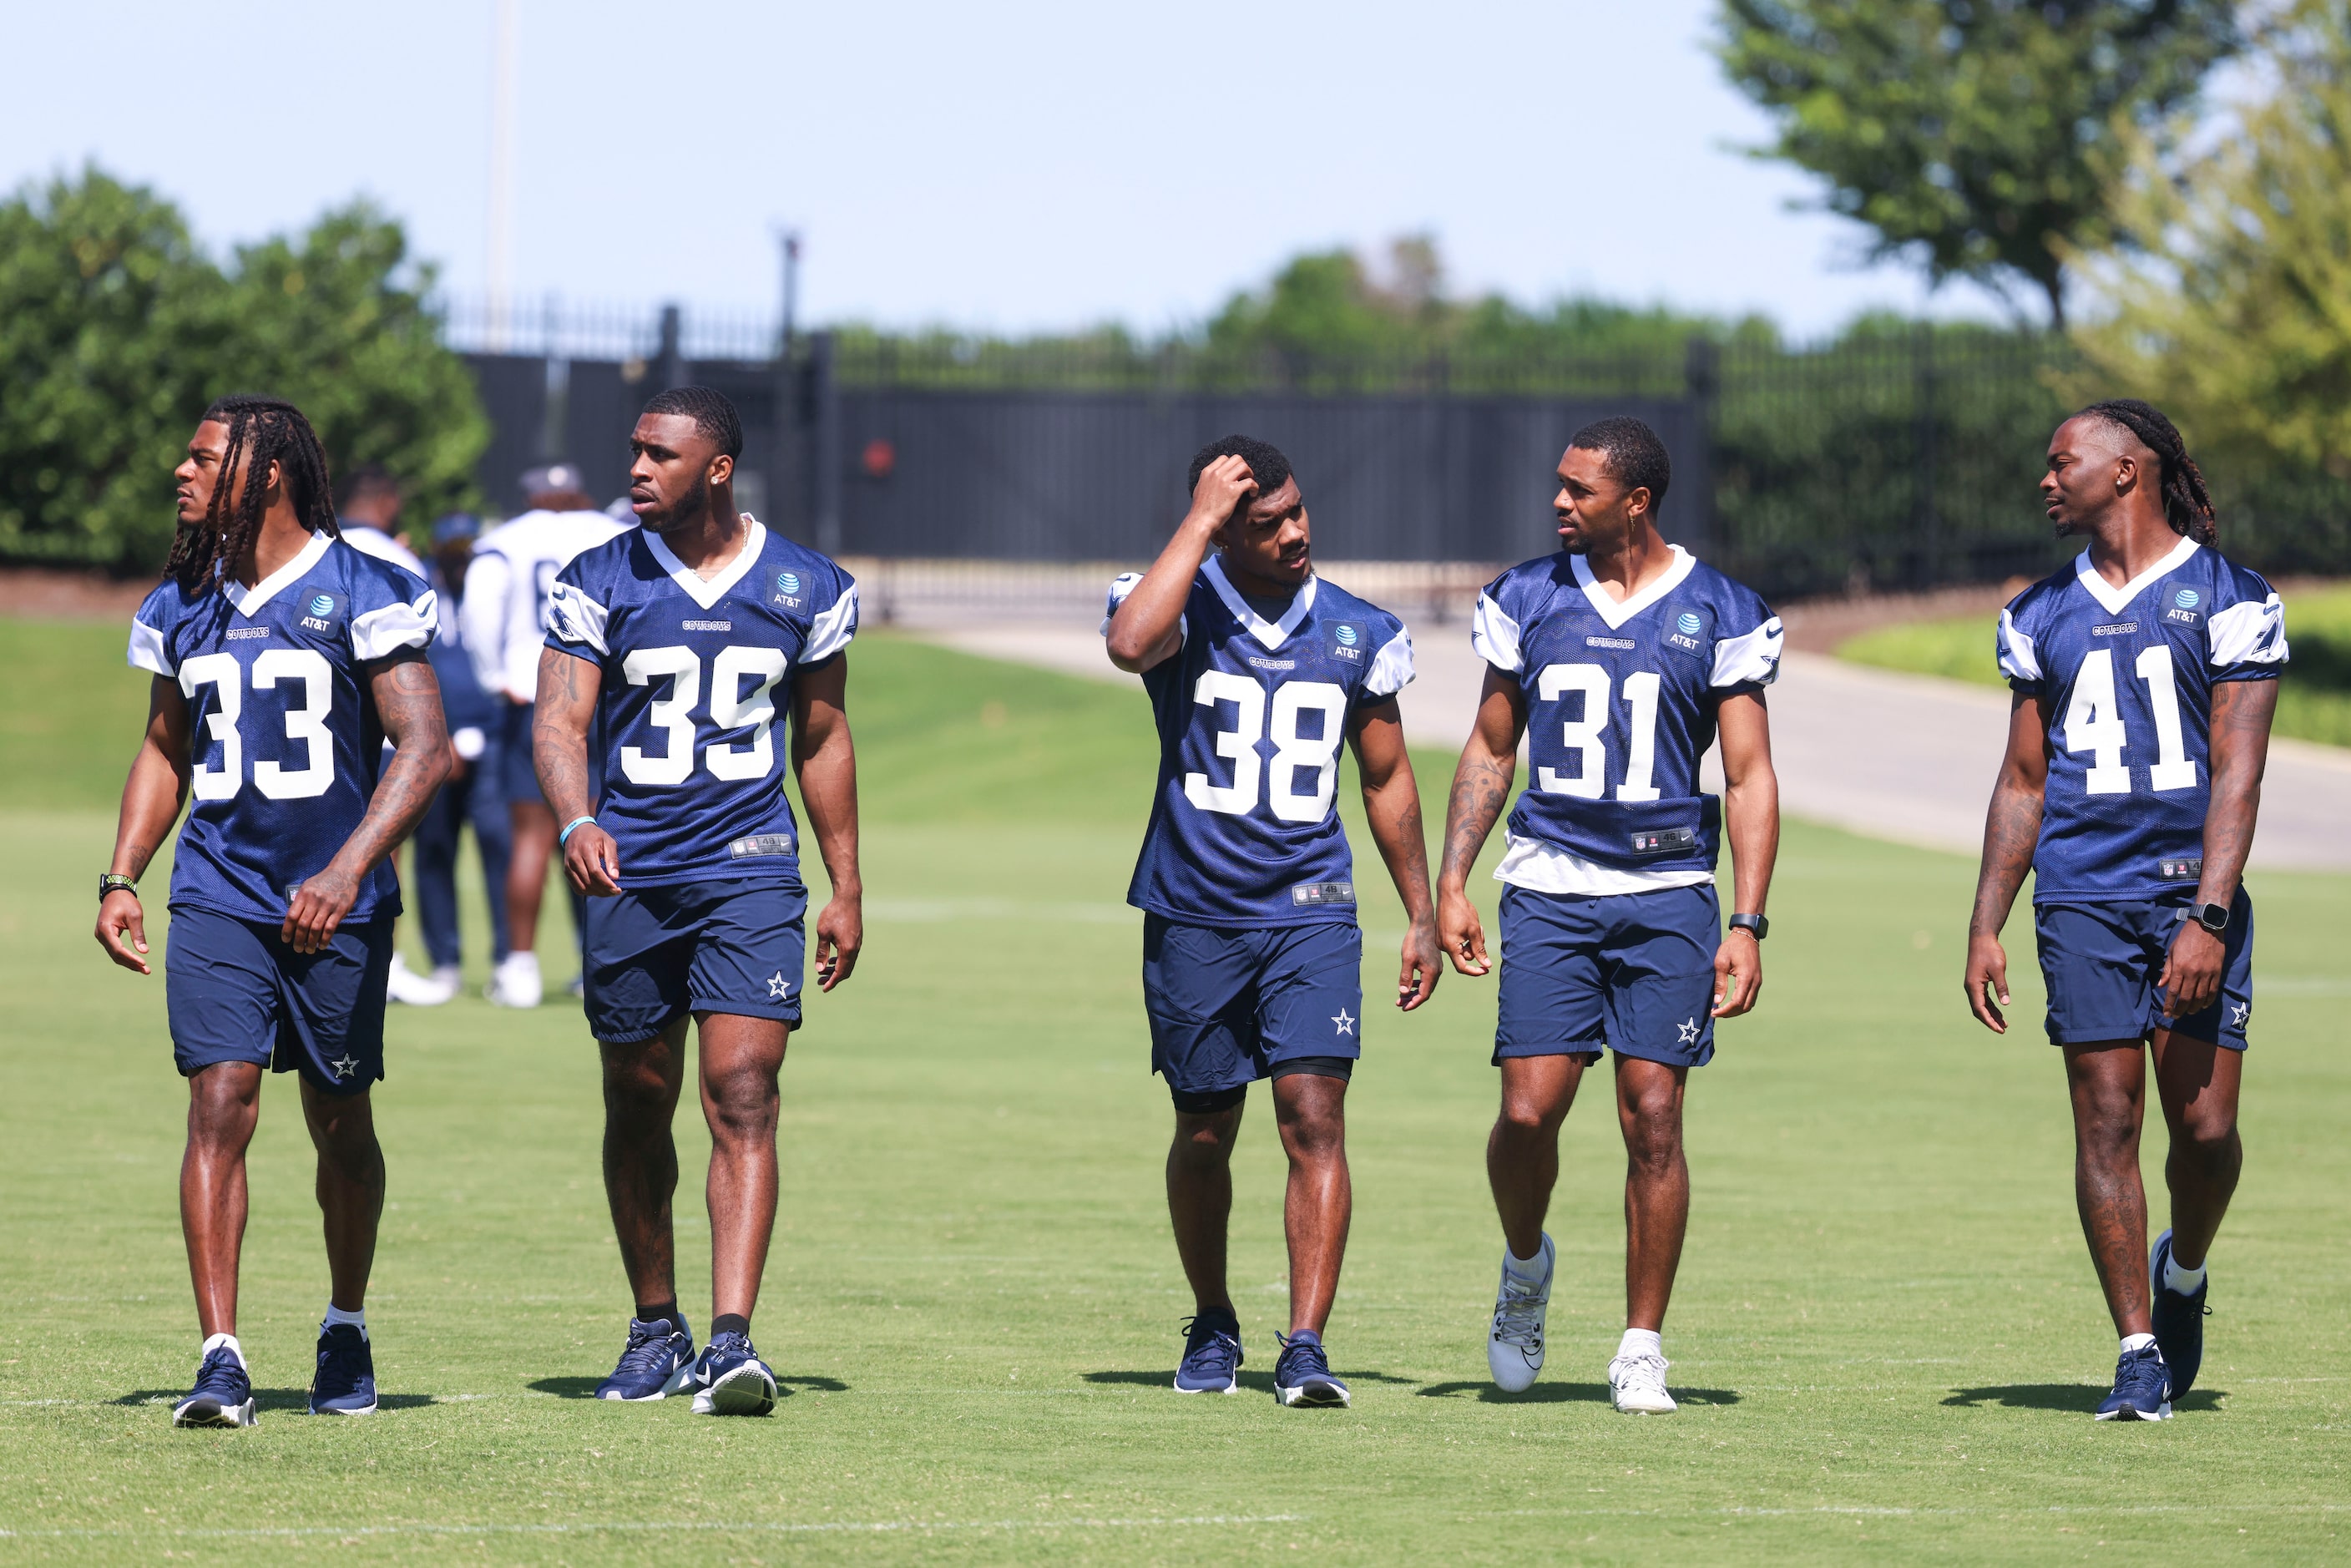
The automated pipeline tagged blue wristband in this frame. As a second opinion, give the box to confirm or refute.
[559,816,597,847]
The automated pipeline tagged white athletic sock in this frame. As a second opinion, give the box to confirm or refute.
[1617,1328,1663,1362]
[2121,1332,2157,1355]
[200,1332,245,1369]
[1504,1241,1547,1278]
[2163,1253,2207,1295]
[503,951,538,977]
[323,1303,368,1340]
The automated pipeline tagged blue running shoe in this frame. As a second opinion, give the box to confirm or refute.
[594,1316,696,1402]
[1272,1330,1351,1409]
[173,1347,257,1429]
[1174,1312,1242,1393]
[2149,1228,2209,1402]
[2095,1343,2172,1421]
[310,1324,377,1415]
[690,1331,776,1416]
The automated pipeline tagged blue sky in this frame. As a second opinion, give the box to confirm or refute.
[5,0,2016,337]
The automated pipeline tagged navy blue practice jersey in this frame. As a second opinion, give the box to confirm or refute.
[544,519,857,888]
[128,532,437,923]
[1473,546,1781,874]
[1996,538,2287,903]
[1107,558,1413,928]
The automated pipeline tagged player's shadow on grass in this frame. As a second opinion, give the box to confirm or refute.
[111,1388,436,1413]
[1414,1380,1742,1406]
[525,1374,848,1400]
[1084,1369,1419,1395]
[1941,1384,2226,1414]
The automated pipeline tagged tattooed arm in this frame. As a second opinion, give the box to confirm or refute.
[1349,696,1438,1011]
[791,655,862,992]
[1964,690,2051,1033]
[534,645,619,896]
[2159,675,2278,1018]
[95,676,195,975]
[283,648,453,954]
[1436,665,1529,977]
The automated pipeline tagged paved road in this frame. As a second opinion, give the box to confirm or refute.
[908,616,2351,873]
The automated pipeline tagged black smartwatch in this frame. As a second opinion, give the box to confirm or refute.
[2195,901,2230,935]
[1728,913,1768,942]
[99,873,139,903]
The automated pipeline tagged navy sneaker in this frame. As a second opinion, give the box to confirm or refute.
[2149,1228,2209,1402]
[690,1331,777,1415]
[1174,1312,1243,1394]
[1272,1330,1351,1409]
[594,1316,696,1402]
[173,1347,257,1429]
[2095,1343,2172,1421]
[310,1324,377,1414]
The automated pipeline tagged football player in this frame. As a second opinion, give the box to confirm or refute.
[1966,400,2287,1421]
[1438,417,1782,1414]
[99,397,451,1426]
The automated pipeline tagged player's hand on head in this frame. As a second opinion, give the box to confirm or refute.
[95,889,151,975]
[2160,920,2224,1019]
[564,822,622,896]
[1438,887,1489,976]
[1186,454,1257,529]
[814,894,862,992]
[283,869,359,954]
[1397,918,1440,1010]
[1963,933,2010,1034]
[1711,933,1762,1019]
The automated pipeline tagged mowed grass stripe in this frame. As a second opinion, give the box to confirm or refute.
[0,628,2345,1565]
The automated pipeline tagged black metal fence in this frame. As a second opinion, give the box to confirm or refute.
[453,305,2333,604]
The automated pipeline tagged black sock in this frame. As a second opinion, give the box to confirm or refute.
[710,1313,751,1340]
[635,1299,685,1336]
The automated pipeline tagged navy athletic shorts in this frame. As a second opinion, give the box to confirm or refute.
[164,906,392,1095]
[1494,883,1721,1068]
[499,700,544,807]
[2035,893,2252,1050]
[1142,915,1362,1113]
[582,877,806,1043]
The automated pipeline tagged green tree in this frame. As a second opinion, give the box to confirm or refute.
[0,169,488,573]
[2072,1,2351,472]
[0,169,226,568]
[1715,0,2238,326]
[217,201,487,537]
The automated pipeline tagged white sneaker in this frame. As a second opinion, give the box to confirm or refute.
[1488,1234,1554,1392]
[386,953,457,1006]
[487,952,542,1009]
[1609,1351,1677,1414]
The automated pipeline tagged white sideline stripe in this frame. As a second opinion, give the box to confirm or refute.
[9,1503,2351,1541]
[0,1514,1307,1542]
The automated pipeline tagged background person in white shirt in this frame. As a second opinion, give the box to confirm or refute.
[461,464,634,1006]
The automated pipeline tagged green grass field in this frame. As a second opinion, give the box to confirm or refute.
[3,620,2348,1564]
[1838,584,2351,747]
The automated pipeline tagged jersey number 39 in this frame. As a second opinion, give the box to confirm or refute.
[621,645,790,786]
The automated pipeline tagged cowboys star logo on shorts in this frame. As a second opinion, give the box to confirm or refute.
[767,971,791,1000]
[1677,1018,1700,1044]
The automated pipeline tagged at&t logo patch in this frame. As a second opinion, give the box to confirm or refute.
[309,594,336,616]
[1328,622,1363,661]
[773,569,804,608]
[1676,611,1702,635]
[2175,589,2200,609]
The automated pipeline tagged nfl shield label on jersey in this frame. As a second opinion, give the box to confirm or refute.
[1105,559,1413,928]
[544,519,857,888]
[1995,537,2287,903]
[128,532,437,923]
[1472,544,1781,878]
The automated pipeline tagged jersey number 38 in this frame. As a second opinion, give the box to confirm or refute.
[1184,672,1347,823]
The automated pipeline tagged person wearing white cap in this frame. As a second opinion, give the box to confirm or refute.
[461,465,633,1006]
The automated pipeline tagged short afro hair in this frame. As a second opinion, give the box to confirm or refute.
[335,463,399,511]
[642,385,744,458]
[1568,416,1671,509]
[1187,434,1293,499]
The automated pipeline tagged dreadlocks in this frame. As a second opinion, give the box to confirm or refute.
[165,396,341,594]
[2076,398,2217,546]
